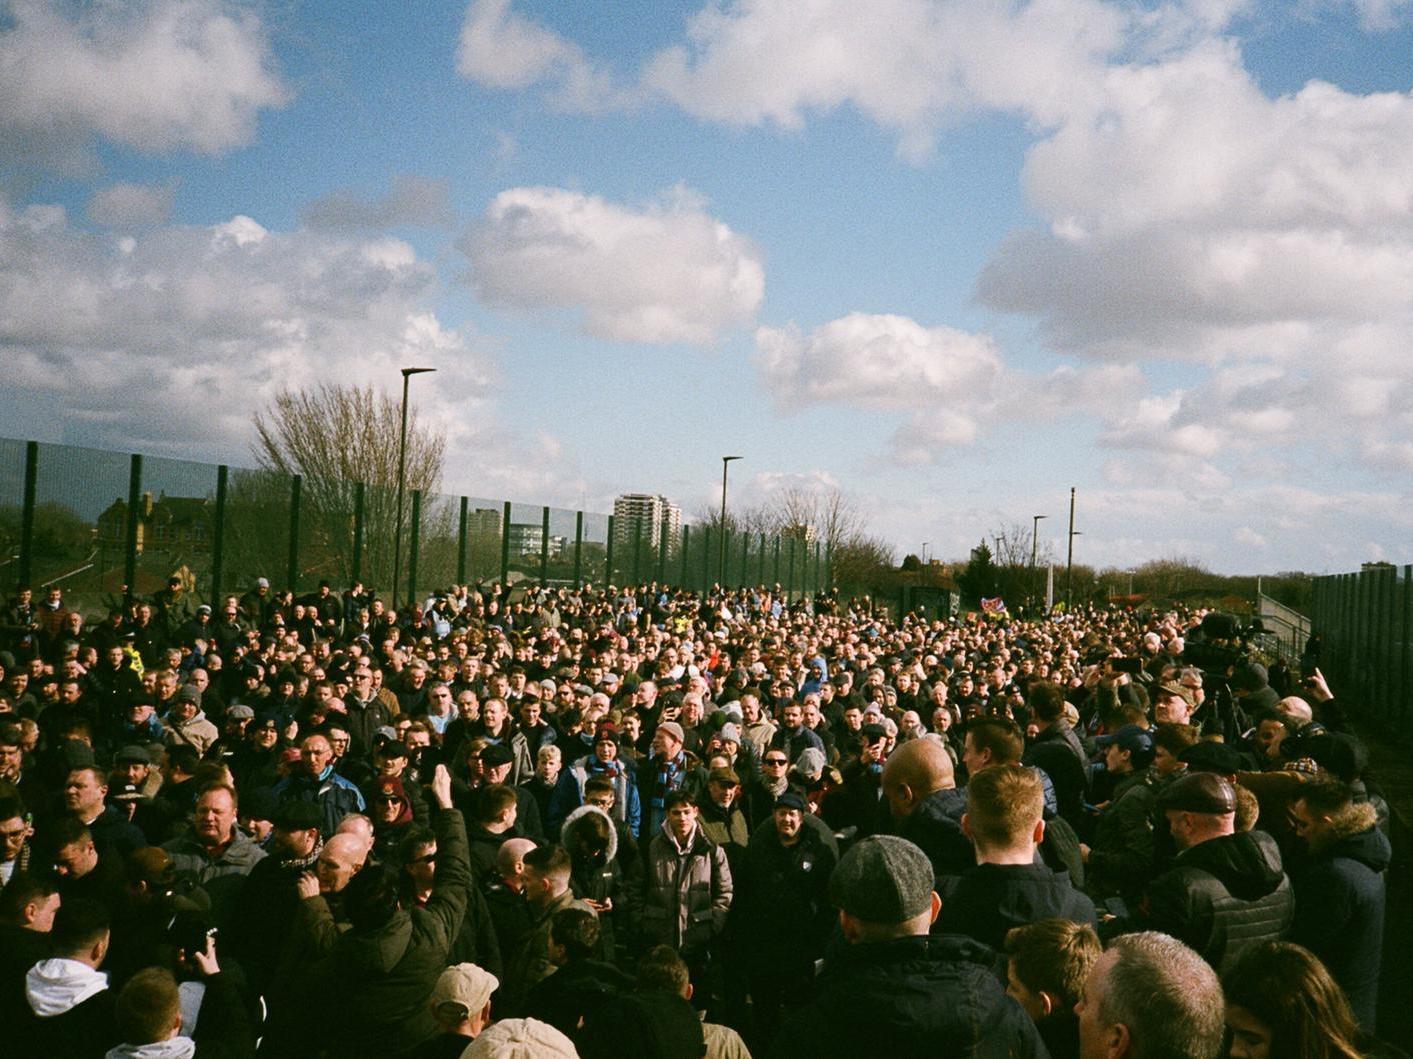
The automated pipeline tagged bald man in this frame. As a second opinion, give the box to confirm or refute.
[882,738,973,881]
[334,814,376,860]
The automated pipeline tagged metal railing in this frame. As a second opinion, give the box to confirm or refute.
[0,437,832,614]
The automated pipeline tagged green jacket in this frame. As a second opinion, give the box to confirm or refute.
[305,806,471,1056]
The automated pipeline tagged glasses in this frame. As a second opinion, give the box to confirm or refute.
[763,758,787,767]
[377,794,402,804]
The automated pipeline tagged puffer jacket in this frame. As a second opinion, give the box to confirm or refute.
[638,823,733,954]
[1289,801,1391,1031]
[1143,828,1294,973]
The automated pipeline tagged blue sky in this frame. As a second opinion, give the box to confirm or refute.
[4,0,1413,575]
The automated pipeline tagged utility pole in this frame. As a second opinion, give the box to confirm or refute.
[1065,487,1076,608]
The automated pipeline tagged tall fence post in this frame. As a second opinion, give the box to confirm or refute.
[605,515,616,584]
[773,536,781,588]
[573,512,584,588]
[407,490,421,604]
[758,532,766,586]
[287,475,302,591]
[18,441,37,587]
[540,506,550,586]
[740,531,749,589]
[500,502,511,585]
[211,465,228,603]
[702,527,712,593]
[457,497,468,585]
[123,454,143,603]
[658,517,669,584]
[352,482,366,584]
[679,525,690,587]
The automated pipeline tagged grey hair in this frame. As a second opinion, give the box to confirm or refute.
[1098,932,1224,1059]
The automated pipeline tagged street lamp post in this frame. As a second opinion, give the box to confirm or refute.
[1030,514,1048,612]
[1065,487,1078,609]
[719,456,742,586]
[393,366,436,610]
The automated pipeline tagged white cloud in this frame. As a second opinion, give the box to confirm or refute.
[460,0,1126,160]
[456,0,622,110]
[88,182,175,227]
[0,199,494,463]
[756,312,1002,410]
[462,185,765,345]
[1234,525,1268,548]
[302,175,454,231]
[0,0,288,172]
[1339,0,1413,30]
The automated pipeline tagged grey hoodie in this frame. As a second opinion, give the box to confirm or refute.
[25,957,109,1017]
[105,1039,197,1059]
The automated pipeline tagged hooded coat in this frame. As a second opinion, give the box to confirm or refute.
[1143,828,1294,973]
[1289,800,1391,1030]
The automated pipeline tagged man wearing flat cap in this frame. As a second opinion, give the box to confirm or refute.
[1134,771,1293,973]
[736,791,837,1042]
[769,834,1046,1057]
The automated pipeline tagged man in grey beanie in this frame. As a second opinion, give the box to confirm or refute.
[768,834,1047,1058]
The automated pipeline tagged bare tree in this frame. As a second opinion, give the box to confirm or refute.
[245,384,447,591]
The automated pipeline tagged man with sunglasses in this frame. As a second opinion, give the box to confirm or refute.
[745,749,795,828]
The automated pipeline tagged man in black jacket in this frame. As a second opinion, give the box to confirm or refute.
[1139,771,1293,973]
[737,791,837,1044]
[882,738,972,883]
[941,764,1097,949]
[1021,681,1088,827]
[770,834,1047,1058]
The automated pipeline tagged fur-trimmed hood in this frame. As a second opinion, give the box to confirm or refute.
[1308,800,1390,871]
[562,802,618,864]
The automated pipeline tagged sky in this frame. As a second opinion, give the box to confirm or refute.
[3,0,1413,576]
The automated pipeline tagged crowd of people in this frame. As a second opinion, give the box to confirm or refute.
[0,574,1401,1058]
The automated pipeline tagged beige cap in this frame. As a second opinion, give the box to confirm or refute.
[430,962,498,1019]
[462,1018,579,1058]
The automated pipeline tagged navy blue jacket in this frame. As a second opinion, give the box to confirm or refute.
[1289,802,1390,1031]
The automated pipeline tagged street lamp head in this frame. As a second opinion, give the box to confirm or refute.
[1033,514,1048,521]
[401,366,437,377]
[722,455,743,463]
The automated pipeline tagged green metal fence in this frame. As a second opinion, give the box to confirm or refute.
[0,436,831,614]
[1310,565,1411,728]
